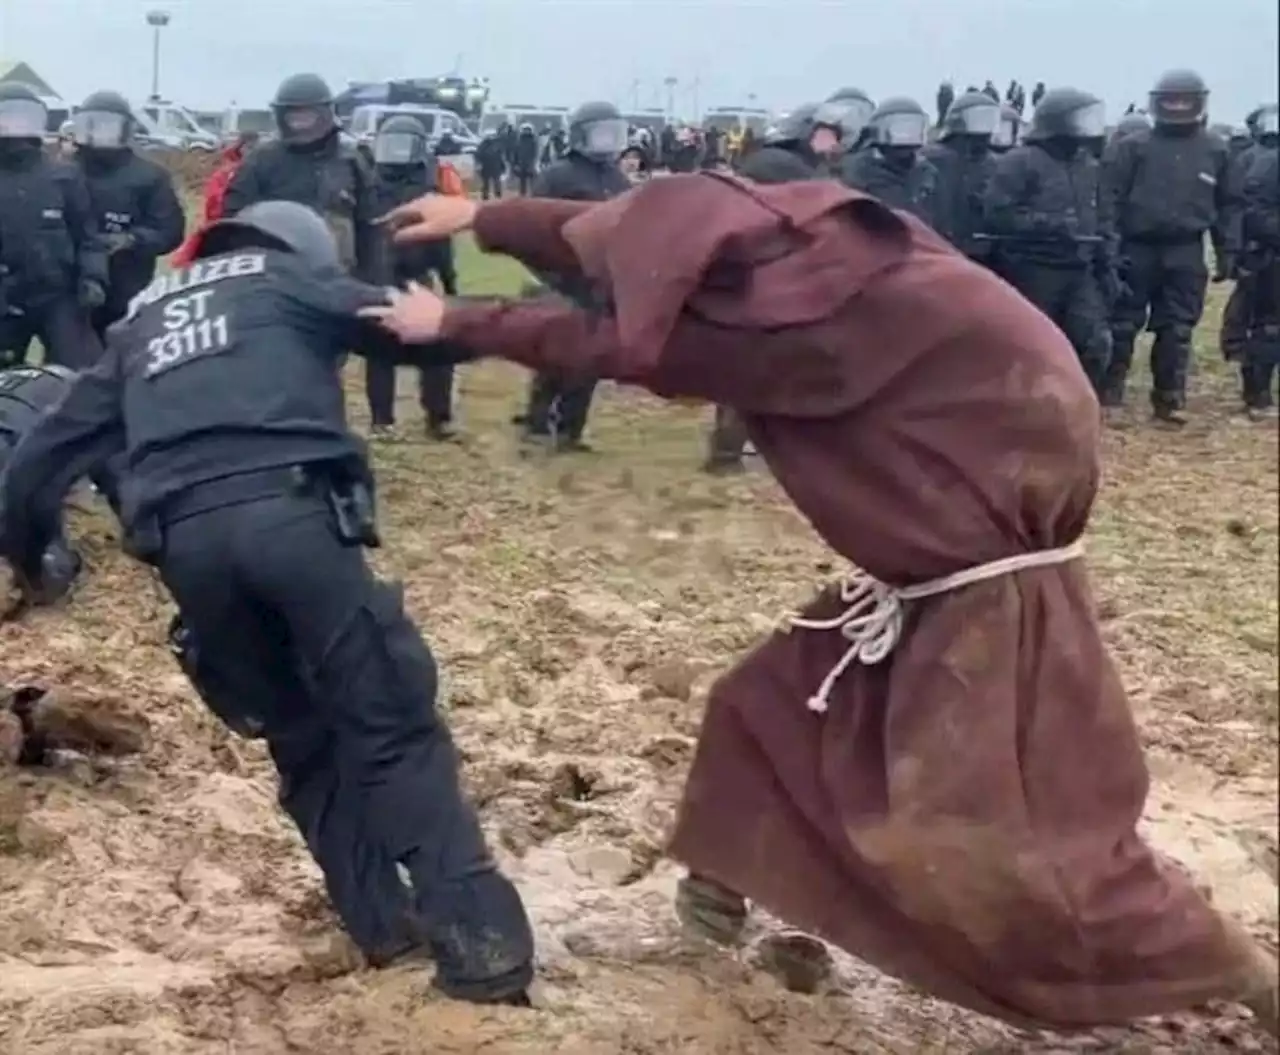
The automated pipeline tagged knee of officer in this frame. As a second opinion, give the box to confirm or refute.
[1165,322,1196,346]
[315,580,441,739]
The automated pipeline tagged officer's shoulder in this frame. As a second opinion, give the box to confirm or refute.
[125,248,290,321]
[47,157,85,182]
[129,150,177,183]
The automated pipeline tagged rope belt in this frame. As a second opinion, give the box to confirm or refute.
[788,540,1086,713]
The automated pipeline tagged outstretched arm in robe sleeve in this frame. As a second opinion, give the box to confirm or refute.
[469,198,596,282]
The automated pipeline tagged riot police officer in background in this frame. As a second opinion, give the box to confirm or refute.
[1102,69,1237,422]
[522,101,631,453]
[0,201,535,1006]
[738,99,862,184]
[824,87,877,154]
[841,97,940,225]
[72,90,185,344]
[0,83,107,369]
[984,88,1117,396]
[924,89,1002,261]
[365,115,460,441]
[224,74,379,284]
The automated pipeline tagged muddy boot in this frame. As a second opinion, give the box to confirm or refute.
[370,424,402,443]
[675,873,748,946]
[555,435,595,454]
[1151,397,1188,428]
[425,419,459,443]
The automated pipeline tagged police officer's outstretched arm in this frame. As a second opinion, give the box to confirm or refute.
[135,168,188,257]
[59,166,110,293]
[0,346,125,580]
[350,150,383,282]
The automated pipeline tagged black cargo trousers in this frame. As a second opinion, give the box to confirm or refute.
[154,465,533,1002]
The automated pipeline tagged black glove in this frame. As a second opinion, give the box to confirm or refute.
[104,231,136,254]
[1212,254,1234,283]
[78,279,107,310]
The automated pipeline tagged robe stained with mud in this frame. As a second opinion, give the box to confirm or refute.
[435,175,1270,1029]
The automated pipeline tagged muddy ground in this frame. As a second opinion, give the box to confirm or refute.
[1,246,1276,1054]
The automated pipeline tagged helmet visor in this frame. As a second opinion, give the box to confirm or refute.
[1258,106,1279,135]
[819,97,875,140]
[875,111,928,147]
[279,105,332,140]
[991,114,1019,148]
[1151,91,1205,125]
[581,117,628,158]
[373,131,425,165]
[73,110,130,148]
[0,98,47,138]
[957,100,1001,135]
[1066,102,1107,139]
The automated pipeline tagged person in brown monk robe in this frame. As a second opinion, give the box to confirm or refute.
[365,176,1279,1038]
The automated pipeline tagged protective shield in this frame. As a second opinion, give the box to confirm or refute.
[72,110,130,148]
[373,131,425,165]
[875,111,928,147]
[0,98,47,138]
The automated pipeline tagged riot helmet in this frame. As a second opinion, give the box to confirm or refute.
[271,73,336,145]
[1026,88,1106,142]
[764,103,819,146]
[940,90,1002,139]
[373,114,429,165]
[823,86,877,147]
[568,100,628,162]
[991,104,1022,152]
[867,97,929,149]
[1113,111,1152,141]
[0,82,48,141]
[1149,69,1208,127]
[1251,103,1279,140]
[73,90,135,150]
[194,200,341,271]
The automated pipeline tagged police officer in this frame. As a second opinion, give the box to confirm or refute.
[1235,109,1279,415]
[475,130,507,199]
[1221,105,1278,366]
[0,201,534,1005]
[0,83,107,369]
[0,364,84,607]
[1102,69,1237,422]
[983,88,1117,396]
[924,89,1002,261]
[365,116,459,442]
[840,97,940,224]
[512,123,540,195]
[824,87,877,153]
[522,101,631,453]
[71,90,186,344]
[223,74,379,284]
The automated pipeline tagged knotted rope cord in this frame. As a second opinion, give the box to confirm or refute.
[788,540,1086,713]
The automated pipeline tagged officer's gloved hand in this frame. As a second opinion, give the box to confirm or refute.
[1212,254,1235,283]
[104,232,136,254]
[78,279,107,311]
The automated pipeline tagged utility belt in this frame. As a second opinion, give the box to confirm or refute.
[129,460,380,561]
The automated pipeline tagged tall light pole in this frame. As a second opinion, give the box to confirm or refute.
[146,10,171,101]
[664,76,678,120]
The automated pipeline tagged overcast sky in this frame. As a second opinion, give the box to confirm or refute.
[3,0,1276,120]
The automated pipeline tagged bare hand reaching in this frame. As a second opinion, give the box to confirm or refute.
[378,194,478,244]
[358,282,447,342]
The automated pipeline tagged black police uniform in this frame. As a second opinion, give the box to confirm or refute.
[983,90,1117,395]
[73,91,186,343]
[1236,146,1280,410]
[523,103,631,451]
[366,117,459,438]
[0,203,533,1005]
[923,91,1001,262]
[475,133,507,199]
[840,98,940,226]
[512,126,540,195]
[0,364,84,604]
[223,75,380,282]
[737,105,828,184]
[1220,106,1278,366]
[0,85,108,370]
[1102,70,1237,417]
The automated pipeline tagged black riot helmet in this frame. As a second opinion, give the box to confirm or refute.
[271,73,336,145]
[373,113,429,165]
[193,200,340,271]
[1025,87,1106,142]
[867,96,929,149]
[1249,103,1279,141]
[1149,69,1208,127]
[0,81,48,141]
[1112,110,1152,142]
[568,100,628,161]
[764,103,819,146]
[940,89,1002,140]
[73,89,135,149]
[823,86,877,147]
[990,104,1022,152]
